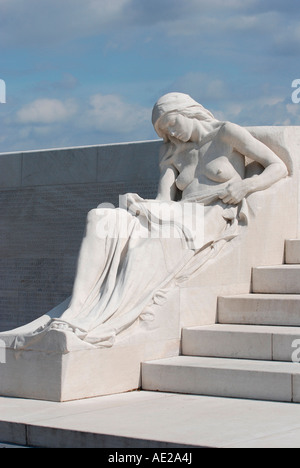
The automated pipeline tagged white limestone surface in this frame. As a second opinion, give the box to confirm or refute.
[2,392,300,448]
[218,294,300,326]
[142,356,300,402]
[285,239,300,264]
[0,290,181,401]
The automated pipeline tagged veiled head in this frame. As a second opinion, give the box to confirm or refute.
[152,92,216,140]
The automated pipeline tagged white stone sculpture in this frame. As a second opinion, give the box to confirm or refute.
[0,93,288,352]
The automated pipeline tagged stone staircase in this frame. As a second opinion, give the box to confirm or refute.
[142,240,300,403]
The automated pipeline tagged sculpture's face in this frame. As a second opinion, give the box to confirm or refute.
[157,112,193,143]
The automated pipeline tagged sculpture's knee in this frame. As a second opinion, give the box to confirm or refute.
[86,207,122,237]
[86,207,133,240]
[85,208,110,236]
[87,208,103,224]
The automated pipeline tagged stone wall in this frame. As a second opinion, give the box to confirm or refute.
[0,140,161,331]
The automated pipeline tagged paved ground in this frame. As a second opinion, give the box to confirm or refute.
[1,391,300,448]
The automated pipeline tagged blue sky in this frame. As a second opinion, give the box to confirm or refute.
[0,0,300,152]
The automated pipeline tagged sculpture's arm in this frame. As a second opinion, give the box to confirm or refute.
[219,122,288,205]
[156,165,179,201]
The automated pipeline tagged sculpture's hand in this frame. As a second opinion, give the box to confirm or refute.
[219,179,250,205]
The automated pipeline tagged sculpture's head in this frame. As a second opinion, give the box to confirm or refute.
[152,92,216,142]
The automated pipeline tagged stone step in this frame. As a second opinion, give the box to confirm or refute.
[142,356,300,403]
[182,324,300,362]
[252,265,300,294]
[218,294,300,326]
[286,240,300,264]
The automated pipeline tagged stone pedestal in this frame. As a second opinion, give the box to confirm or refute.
[0,291,180,402]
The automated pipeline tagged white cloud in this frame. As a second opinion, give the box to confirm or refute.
[1,86,300,155]
[170,73,230,104]
[81,93,150,134]
[226,98,300,127]
[16,98,78,124]
[0,0,278,48]
[0,0,132,46]
[0,92,154,152]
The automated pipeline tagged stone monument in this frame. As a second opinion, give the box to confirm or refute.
[0,92,299,401]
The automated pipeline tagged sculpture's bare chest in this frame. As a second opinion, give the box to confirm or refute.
[173,140,245,191]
